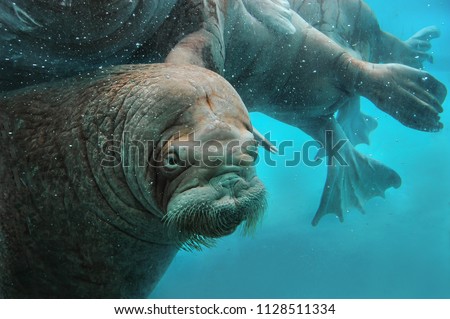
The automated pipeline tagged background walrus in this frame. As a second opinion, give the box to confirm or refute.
[0,63,266,298]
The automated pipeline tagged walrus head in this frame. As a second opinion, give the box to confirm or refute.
[160,123,266,250]
[108,65,267,250]
[155,89,266,250]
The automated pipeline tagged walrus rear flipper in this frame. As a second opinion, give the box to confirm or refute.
[378,26,440,69]
[298,117,401,226]
[405,26,440,51]
[336,97,378,146]
[311,145,402,226]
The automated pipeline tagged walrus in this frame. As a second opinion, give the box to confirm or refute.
[162,0,447,224]
[0,63,266,298]
[0,0,446,224]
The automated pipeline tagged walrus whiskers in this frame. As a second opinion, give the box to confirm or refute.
[240,194,268,236]
[163,186,267,251]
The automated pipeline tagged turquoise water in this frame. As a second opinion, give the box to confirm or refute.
[151,0,450,298]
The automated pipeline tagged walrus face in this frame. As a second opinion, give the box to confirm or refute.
[157,115,266,250]
[111,64,267,249]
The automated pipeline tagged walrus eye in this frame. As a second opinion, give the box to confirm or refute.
[163,152,181,171]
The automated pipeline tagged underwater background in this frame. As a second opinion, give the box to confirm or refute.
[152,0,450,298]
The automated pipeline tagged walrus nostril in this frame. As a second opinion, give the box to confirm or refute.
[219,176,241,188]
[210,173,242,192]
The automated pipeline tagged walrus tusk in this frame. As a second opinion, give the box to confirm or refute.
[253,128,278,154]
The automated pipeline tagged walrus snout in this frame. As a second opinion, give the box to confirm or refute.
[215,173,242,189]
[209,171,257,196]
[164,170,266,250]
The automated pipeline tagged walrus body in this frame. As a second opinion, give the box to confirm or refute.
[0,63,266,298]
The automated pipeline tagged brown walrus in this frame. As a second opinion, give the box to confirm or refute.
[0,63,266,298]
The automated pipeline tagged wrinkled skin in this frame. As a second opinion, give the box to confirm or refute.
[0,64,265,297]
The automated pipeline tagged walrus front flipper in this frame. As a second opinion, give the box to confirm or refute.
[298,117,401,226]
[242,0,296,34]
[165,1,225,73]
[342,53,447,132]
[336,97,378,146]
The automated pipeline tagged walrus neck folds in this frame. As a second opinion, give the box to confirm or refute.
[78,71,186,244]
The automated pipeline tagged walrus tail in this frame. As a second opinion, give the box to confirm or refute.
[311,141,401,226]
